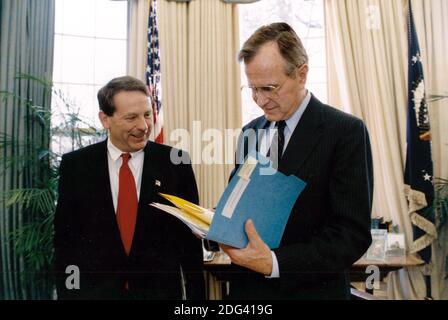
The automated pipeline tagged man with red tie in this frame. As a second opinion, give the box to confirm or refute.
[54,76,205,299]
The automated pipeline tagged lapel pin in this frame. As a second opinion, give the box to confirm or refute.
[155,180,161,187]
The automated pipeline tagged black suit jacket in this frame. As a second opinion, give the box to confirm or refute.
[228,95,373,300]
[54,140,205,299]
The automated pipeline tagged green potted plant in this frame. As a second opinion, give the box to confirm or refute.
[427,94,448,233]
[0,74,106,297]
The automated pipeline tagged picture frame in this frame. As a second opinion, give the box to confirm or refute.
[386,233,406,258]
[366,229,388,261]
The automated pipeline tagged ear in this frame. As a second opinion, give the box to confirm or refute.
[297,64,309,85]
[98,111,110,130]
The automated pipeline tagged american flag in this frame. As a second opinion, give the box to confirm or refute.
[146,0,163,143]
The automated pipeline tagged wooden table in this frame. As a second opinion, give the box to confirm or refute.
[350,254,424,294]
[204,252,424,297]
[205,251,424,271]
[353,254,424,269]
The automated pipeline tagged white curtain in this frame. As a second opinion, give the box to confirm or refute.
[127,0,150,82]
[127,0,164,143]
[325,0,448,299]
[411,0,448,182]
[158,0,242,209]
[325,0,412,241]
[411,0,448,300]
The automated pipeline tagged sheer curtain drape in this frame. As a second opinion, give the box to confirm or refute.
[158,0,242,209]
[127,0,163,143]
[405,0,448,300]
[127,0,150,82]
[156,0,242,300]
[325,0,411,239]
[325,0,448,299]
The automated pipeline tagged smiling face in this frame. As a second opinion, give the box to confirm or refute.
[99,90,152,152]
[245,41,308,122]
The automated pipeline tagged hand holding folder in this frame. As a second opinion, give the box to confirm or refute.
[150,152,306,249]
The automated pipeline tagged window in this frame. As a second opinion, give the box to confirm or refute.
[239,0,327,125]
[52,0,128,153]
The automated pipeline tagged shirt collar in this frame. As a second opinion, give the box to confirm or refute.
[271,90,311,131]
[107,139,145,162]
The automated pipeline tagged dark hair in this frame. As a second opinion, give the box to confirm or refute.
[97,76,149,116]
[238,22,308,76]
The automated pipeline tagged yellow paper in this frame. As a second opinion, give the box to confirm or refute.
[159,193,213,225]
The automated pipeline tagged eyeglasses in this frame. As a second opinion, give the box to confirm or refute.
[241,77,289,101]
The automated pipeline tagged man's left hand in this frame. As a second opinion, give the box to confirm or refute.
[219,219,272,276]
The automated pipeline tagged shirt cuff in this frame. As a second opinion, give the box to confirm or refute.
[265,250,280,278]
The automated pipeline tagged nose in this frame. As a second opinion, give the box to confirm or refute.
[254,91,269,106]
[136,115,149,132]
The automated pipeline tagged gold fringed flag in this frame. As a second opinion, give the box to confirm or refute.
[404,0,437,263]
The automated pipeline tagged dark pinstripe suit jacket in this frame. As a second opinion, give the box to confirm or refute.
[54,140,205,299]
[227,94,373,300]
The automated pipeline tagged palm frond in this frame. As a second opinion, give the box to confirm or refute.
[15,73,53,91]
[11,212,54,273]
[0,89,35,107]
[1,73,104,294]
[427,94,448,103]
[2,188,56,214]
[28,105,52,126]
[433,178,448,230]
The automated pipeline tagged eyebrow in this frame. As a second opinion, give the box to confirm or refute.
[249,84,277,88]
[122,111,151,118]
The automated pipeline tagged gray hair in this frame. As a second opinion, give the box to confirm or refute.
[238,22,308,77]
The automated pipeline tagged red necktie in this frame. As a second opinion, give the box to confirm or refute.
[116,153,138,255]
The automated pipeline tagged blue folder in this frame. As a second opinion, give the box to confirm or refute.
[206,152,306,249]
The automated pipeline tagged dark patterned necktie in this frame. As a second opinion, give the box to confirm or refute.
[268,120,286,169]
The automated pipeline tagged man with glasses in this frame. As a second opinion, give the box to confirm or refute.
[219,22,373,299]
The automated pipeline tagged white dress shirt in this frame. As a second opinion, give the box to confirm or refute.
[259,91,311,157]
[264,90,311,278]
[107,139,145,213]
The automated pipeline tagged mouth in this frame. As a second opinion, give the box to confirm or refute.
[130,134,146,142]
[263,105,278,113]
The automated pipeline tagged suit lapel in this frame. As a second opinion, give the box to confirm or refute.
[251,117,270,153]
[94,140,158,212]
[131,141,160,252]
[90,140,163,257]
[138,141,158,208]
[88,140,126,255]
[279,95,325,176]
[92,140,116,216]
